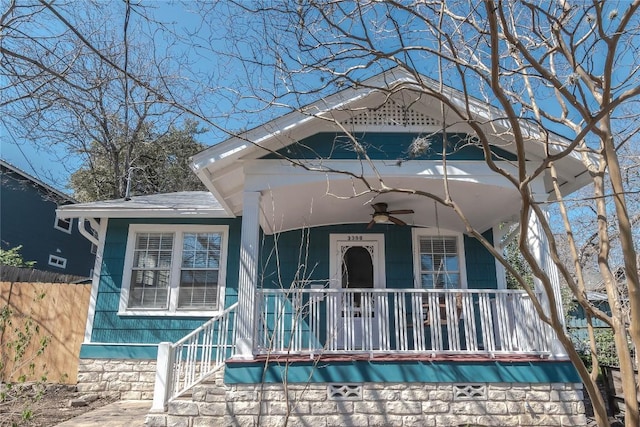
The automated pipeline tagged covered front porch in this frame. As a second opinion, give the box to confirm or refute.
[150,284,560,410]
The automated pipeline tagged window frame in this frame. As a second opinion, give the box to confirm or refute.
[48,254,67,269]
[119,224,229,317]
[411,228,468,290]
[54,216,72,233]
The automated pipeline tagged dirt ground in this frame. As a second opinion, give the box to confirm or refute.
[0,383,117,427]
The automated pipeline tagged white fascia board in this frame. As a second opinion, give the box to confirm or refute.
[191,73,409,173]
[243,159,523,190]
[56,207,230,220]
[194,168,236,216]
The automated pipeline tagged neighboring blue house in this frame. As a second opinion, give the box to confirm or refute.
[1,159,95,277]
[58,69,590,426]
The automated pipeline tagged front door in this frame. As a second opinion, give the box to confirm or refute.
[329,234,385,351]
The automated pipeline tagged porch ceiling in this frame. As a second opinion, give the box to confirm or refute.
[255,177,521,235]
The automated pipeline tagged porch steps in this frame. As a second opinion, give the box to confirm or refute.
[145,370,229,426]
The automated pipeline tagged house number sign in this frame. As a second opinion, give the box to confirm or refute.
[346,235,365,241]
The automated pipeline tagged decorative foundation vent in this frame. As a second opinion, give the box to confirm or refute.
[453,384,487,400]
[327,383,363,400]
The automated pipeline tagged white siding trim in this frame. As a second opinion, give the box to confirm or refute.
[243,159,521,190]
[84,218,108,343]
[411,227,468,290]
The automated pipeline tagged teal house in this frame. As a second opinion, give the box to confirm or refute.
[58,69,590,426]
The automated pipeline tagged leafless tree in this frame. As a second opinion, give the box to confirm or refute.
[182,1,640,425]
[1,0,199,198]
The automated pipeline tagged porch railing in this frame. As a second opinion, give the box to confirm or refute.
[151,302,238,411]
[255,288,553,358]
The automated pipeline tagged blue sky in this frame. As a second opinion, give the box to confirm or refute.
[1,0,634,199]
[0,1,211,193]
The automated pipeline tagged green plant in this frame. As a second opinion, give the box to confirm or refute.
[0,246,36,268]
[0,290,50,426]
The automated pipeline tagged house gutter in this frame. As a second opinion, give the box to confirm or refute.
[77,217,99,246]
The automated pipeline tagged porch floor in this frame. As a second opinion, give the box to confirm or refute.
[231,353,552,364]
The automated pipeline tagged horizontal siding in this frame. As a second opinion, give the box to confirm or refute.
[1,169,95,276]
[90,218,498,352]
[260,224,415,289]
[261,132,517,161]
[90,217,242,344]
[464,230,498,289]
[260,224,497,290]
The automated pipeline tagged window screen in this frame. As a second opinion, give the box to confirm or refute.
[178,232,221,309]
[128,232,173,308]
[419,236,460,289]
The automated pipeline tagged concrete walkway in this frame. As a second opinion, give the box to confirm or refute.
[55,400,150,426]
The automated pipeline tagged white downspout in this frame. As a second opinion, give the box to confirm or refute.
[78,217,99,246]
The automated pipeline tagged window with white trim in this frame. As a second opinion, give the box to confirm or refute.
[120,225,228,315]
[54,216,72,233]
[48,254,67,269]
[413,230,466,289]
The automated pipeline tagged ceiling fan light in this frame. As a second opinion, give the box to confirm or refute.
[373,213,389,223]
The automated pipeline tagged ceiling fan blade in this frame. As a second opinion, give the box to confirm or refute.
[388,216,407,226]
[387,209,414,215]
[366,219,376,229]
[372,202,388,213]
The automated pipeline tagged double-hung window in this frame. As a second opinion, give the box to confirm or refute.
[413,229,466,289]
[54,216,72,233]
[120,224,228,316]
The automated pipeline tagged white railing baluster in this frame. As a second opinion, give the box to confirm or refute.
[495,293,512,352]
[409,292,420,352]
[394,293,405,351]
[428,293,441,352]
[375,294,391,351]
[446,293,460,351]
[478,293,495,353]
[460,292,476,352]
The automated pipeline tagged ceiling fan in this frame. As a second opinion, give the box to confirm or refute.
[367,202,414,229]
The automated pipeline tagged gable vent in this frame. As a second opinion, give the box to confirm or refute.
[341,99,441,128]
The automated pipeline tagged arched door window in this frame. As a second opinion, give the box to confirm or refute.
[342,246,373,307]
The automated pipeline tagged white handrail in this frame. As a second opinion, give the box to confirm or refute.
[152,302,238,411]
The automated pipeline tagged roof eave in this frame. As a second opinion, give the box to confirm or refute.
[56,207,231,219]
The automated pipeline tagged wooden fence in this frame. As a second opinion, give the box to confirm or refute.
[0,264,88,284]
[0,281,91,384]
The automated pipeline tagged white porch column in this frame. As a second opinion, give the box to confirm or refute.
[235,191,261,359]
[526,202,567,358]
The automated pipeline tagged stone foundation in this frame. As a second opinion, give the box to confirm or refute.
[77,358,156,400]
[146,372,586,427]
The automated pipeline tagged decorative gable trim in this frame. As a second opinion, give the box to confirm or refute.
[340,98,441,128]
